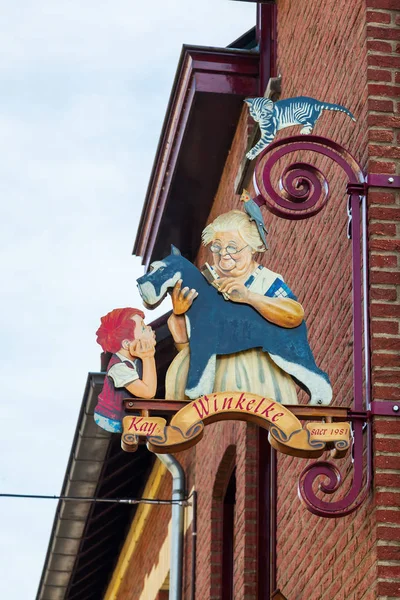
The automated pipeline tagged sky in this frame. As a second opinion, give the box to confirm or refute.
[0,1,255,597]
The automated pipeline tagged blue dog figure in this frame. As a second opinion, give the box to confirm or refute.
[137,246,332,405]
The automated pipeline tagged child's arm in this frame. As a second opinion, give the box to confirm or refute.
[125,340,157,399]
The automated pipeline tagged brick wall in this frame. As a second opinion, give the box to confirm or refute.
[192,422,259,599]
[198,0,399,598]
[272,0,376,597]
[366,1,400,598]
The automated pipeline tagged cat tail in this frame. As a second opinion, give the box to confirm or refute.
[321,102,356,122]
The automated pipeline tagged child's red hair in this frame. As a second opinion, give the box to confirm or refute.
[96,307,145,353]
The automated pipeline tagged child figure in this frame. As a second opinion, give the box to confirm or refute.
[94,308,157,433]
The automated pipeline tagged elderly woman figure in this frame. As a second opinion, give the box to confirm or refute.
[166,210,304,404]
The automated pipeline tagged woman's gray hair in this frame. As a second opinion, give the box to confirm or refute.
[202,210,266,252]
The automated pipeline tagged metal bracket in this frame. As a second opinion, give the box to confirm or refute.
[347,182,367,195]
[370,401,400,417]
[366,174,400,189]
[346,183,366,239]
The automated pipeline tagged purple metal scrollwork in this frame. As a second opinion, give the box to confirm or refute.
[253,135,372,518]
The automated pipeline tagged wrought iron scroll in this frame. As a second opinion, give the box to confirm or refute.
[253,135,372,518]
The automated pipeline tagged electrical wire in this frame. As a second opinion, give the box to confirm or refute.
[0,493,190,506]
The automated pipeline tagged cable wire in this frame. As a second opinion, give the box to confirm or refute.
[0,493,189,506]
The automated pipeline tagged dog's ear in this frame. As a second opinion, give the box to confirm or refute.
[171,245,181,256]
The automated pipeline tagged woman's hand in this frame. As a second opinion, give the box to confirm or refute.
[217,277,250,303]
[128,338,156,359]
[171,279,198,314]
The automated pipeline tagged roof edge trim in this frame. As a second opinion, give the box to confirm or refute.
[133,44,259,265]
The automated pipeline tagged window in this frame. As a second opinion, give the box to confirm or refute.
[222,468,236,600]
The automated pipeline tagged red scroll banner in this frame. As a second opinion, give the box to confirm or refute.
[121,392,350,458]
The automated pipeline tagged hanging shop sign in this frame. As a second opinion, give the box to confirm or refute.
[91,95,397,517]
[120,392,350,456]
[95,183,343,462]
[136,241,332,407]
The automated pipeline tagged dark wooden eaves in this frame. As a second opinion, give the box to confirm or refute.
[133,44,259,268]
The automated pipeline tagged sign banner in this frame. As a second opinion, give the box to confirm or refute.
[121,392,351,457]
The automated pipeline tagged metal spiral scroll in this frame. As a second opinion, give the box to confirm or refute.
[297,421,372,518]
[254,134,372,517]
[253,135,364,219]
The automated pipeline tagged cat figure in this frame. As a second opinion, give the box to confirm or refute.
[245,96,356,161]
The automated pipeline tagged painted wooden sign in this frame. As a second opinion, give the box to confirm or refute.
[94,308,157,433]
[137,221,332,406]
[121,392,350,457]
[127,208,339,457]
[245,96,356,160]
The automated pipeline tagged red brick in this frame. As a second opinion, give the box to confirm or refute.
[370,254,398,268]
[378,564,400,578]
[376,473,400,487]
[368,159,397,174]
[375,418,400,433]
[367,40,394,53]
[372,352,400,366]
[376,455,400,470]
[367,10,392,24]
[373,337,400,350]
[374,385,400,399]
[368,190,396,204]
[371,318,399,333]
[368,128,394,141]
[377,575,400,595]
[377,544,400,560]
[370,223,397,236]
[376,491,400,507]
[370,270,400,284]
[369,83,400,97]
[376,438,400,452]
[367,0,400,9]
[369,144,400,158]
[369,206,400,219]
[368,67,393,81]
[367,25,400,40]
[368,55,400,68]
[371,285,398,301]
[368,98,394,112]
[368,114,400,127]
[370,239,400,252]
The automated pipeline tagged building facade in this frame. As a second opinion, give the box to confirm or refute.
[37,1,400,599]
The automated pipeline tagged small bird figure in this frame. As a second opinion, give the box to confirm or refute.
[240,189,268,250]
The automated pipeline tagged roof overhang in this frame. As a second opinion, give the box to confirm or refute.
[133,44,259,268]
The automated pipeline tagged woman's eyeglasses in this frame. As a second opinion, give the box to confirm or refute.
[210,244,249,255]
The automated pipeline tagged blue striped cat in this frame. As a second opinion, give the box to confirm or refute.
[245,96,356,161]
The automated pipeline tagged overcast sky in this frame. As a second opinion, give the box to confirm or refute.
[0,1,255,597]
